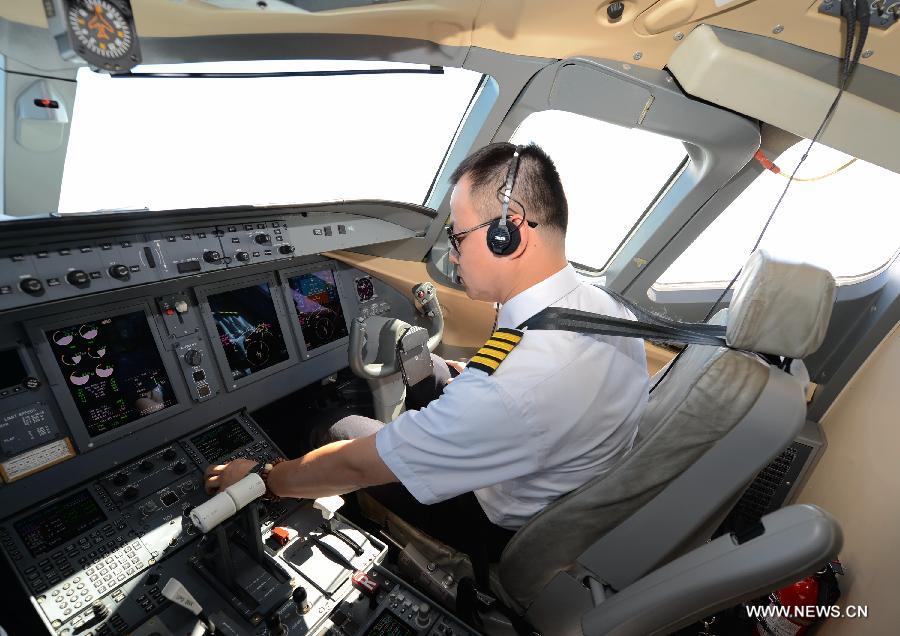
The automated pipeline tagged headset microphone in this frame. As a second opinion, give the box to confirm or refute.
[487,145,524,255]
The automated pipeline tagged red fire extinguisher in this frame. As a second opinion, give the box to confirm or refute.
[754,561,843,636]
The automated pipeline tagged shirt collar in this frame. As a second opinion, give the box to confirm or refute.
[497,263,582,330]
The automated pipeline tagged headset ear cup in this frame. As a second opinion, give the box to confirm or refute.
[487,218,521,255]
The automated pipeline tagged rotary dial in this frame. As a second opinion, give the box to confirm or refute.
[67,0,134,60]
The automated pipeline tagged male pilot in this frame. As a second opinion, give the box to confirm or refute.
[205,142,649,574]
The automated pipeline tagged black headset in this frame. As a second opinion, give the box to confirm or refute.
[486,145,524,255]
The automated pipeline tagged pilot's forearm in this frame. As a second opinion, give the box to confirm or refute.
[267,435,397,500]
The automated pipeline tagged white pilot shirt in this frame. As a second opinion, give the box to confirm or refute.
[375,264,649,529]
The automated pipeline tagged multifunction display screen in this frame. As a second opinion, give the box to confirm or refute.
[207,283,290,381]
[46,311,177,437]
[288,270,348,352]
[14,489,107,557]
[363,611,415,636]
[189,418,253,463]
[0,348,28,390]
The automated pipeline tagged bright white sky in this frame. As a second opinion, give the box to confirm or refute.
[59,60,481,213]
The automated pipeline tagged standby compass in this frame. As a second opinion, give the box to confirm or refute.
[44,0,142,73]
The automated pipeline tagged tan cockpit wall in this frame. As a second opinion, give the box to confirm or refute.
[796,321,900,633]
[3,0,899,78]
[327,250,677,373]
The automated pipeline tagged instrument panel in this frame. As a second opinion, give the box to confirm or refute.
[0,209,410,512]
[0,206,459,636]
[0,258,388,487]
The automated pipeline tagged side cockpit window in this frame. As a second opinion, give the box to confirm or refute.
[656,141,900,287]
[510,109,687,271]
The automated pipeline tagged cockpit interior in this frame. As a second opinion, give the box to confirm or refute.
[0,1,898,635]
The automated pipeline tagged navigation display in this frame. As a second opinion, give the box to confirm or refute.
[190,418,253,463]
[46,311,177,437]
[14,490,107,558]
[207,282,290,381]
[288,270,348,352]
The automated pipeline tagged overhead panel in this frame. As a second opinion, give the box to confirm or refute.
[668,25,900,174]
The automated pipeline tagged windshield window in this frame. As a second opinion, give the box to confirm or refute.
[59,60,483,213]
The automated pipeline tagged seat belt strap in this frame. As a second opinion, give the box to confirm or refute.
[518,306,727,347]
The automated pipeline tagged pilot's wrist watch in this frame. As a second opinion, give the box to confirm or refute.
[249,458,284,501]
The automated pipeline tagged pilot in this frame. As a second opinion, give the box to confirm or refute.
[205,142,649,579]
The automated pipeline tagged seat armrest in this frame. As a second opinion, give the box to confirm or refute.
[581,504,842,636]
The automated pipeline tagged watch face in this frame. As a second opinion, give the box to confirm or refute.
[67,0,134,60]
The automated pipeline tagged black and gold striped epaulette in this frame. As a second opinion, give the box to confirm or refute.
[466,328,524,376]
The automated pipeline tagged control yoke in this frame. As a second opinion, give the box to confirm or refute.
[348,282,443,380]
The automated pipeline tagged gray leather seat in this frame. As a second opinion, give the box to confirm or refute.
[498,250,836,632]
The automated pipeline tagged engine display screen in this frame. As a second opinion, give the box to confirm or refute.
[14,489,107,558]
[189,418,253,463]
[0,348,28,390]
[46,311,177,437]
[288,270,348,352]
[207,283,290,381]
[363,611,415,636]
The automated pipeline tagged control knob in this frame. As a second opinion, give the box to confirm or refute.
[163,448,177,461]
[66,270,90,286]
[19,278,44,295]
[293,586,311,614]
[203,250,222,264]
[184,349,203,366]
[108,264,130,279]
[139,459,154,472]
[91,601,109,621]
[416,603,432,627]
[278,244,295,255]
[124,485,139,500]
[112,472,128,486]
[172,460,187,474]
[254,233,272,245]
[267,614,287,636]
[235,251,250,262]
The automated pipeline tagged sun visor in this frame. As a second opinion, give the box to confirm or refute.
[667,25,900,174]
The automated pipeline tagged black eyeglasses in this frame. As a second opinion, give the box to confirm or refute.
[446,216,538,254]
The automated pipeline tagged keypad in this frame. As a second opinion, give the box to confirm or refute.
[22,534,151,624]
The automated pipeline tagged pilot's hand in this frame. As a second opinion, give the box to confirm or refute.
[203,458,256,495]
[445,359,466,380]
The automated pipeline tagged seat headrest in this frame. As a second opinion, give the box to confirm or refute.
[726,250,836,358]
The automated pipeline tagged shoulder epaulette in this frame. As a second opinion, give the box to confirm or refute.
[466,328,523,376]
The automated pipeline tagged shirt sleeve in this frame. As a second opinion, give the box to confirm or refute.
[375,371,539,504]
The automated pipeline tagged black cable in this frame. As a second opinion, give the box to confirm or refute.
[3,69,77,83]
[112,66,444,79]
[700,0,870,323]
